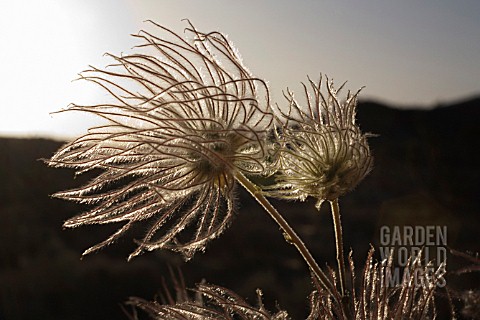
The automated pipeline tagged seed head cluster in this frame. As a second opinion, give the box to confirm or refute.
[49,22,372,260]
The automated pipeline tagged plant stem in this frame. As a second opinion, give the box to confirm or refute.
[235,172,335,296]
[329,198,346,297]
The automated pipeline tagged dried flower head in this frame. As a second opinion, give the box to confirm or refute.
[48,21,273,260]
[270,75,372,208]
[129,283,289,320]
[308,249,446,320]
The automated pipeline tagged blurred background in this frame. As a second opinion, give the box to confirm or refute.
[0,1,479,319]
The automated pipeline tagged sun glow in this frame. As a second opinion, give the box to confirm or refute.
[0,1,136,139]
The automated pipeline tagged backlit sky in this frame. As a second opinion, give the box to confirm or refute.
[1,0,479,139]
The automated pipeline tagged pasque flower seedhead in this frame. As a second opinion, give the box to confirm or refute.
[48,21,273,260]
[270,75,372,208]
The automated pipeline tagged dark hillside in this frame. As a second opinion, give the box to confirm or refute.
[1,97,479,319]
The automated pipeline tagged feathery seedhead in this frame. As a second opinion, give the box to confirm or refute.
[308,249,444,320]
[47,21,273,260]
[270,75,372,207]
[129,283,289,320]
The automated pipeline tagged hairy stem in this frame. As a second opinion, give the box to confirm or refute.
[329,198,347,297]
[235,172,335,296]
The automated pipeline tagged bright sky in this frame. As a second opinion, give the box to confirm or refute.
[1,0,479,139]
